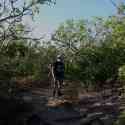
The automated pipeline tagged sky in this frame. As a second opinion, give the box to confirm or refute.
[23,0,118,38]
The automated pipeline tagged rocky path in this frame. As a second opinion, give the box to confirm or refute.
[18,84,125,125]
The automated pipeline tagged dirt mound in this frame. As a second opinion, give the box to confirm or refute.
[14,77,49,90]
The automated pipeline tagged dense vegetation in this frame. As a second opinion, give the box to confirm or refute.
[2,17,125,89]
[0,0,125,103]
[1,1,125,92]
[1,0,125,125]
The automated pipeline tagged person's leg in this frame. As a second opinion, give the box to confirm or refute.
[57,80,63,97]
[60,79,63,89]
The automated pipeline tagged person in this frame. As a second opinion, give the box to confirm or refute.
[52,55,65,97]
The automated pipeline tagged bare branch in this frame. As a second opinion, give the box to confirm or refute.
[0,0,55,44]
[109,0,118,9]
[11,36,44,41]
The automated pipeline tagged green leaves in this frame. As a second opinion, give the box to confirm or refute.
[37,0,53,4]
[52,19,87,60]
[118,65,125,82]
[115,111,125,125]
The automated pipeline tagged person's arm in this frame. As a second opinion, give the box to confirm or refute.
[64,63,65,71]
[62,62,65,72]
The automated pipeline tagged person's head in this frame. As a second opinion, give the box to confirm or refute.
[56,55,62,62]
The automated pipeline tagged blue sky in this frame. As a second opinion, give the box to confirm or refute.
[26,0,118,38]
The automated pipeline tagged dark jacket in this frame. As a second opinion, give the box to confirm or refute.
[53,61,65,80]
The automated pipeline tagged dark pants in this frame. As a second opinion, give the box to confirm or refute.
[53,72,64,96]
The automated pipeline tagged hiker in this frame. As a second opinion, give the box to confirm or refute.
[52,55,65,97]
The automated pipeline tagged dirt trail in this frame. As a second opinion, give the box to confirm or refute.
[17,82,125,125]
